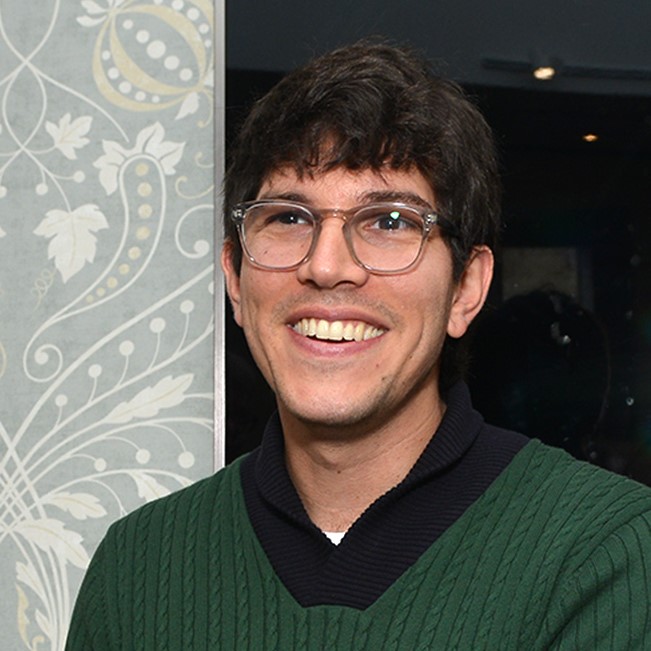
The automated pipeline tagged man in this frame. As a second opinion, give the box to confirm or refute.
[66,42,651,649]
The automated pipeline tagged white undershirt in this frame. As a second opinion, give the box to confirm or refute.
[323,530,347,545]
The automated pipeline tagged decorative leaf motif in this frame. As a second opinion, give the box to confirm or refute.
[130,471,171,501]
[80,0,105,14]
[16,562,47,605]
[16,586,34,649]
[105,374,194,424]
[94,141,129,195]
[33,204,109,282]
[45,492,107,520]
[133,123,185,173]
[35,609,53,641]
[16,586,49,648]
[94,122,185,194]
[176,93,199,120]
[77,14,105,27]
[15,519,90,569]
[77,0,126,23]
[45,114,92,160]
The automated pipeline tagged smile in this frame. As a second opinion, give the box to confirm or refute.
[292,318,385,342]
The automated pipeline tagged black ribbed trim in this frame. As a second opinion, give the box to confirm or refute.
[240,382,528,609]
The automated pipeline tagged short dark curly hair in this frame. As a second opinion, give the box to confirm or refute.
[223,40,501,280]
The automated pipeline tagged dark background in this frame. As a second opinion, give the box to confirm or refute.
[223,1,651,482]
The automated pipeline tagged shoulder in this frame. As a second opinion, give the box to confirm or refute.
[75,458,249,611]
[518,439,651,504]
[508,443,651,647]
[102,456,247,550]
[510,439,651,510]
[462,436,651,558]
[66,457,251,649]
[503,439,651,557]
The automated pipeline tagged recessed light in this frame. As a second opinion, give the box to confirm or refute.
[533,66,556,80]
[582,133,599,143]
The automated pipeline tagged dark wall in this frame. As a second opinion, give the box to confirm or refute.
[227,0,651,96]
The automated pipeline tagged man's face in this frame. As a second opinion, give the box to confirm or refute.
[222,166,491,437]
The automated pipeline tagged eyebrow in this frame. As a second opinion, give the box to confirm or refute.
[256,190,434,210]
[361,190,433,210]
[257,191,308,203]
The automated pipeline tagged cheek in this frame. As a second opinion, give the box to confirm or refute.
[237,272,278,354]
[239,292,263,339]
[409,284,455,349]
[238,301,272,380]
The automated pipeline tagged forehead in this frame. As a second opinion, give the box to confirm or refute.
[256,166,436,209]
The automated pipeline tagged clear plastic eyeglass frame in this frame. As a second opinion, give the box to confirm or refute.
[230,199,457,275]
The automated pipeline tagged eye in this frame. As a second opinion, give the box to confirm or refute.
[261,206,313,228]
[362,207,422,232]
[267,209,309,225]
[246,204,313,235]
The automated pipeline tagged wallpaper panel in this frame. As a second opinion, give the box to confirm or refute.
[0,1,220,649]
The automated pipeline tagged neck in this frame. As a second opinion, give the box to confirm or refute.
[280,392,446,532]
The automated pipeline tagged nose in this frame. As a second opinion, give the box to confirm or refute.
[296,216,369,288]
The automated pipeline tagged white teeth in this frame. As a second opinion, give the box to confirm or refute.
[354,322,365,340]
[292,318,384,342]
[329,321,344,340]
[308,318,317,336]
[316,319,330,339]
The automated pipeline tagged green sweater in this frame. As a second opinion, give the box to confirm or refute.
[66,440,651,650]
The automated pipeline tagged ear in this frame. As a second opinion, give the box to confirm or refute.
[221,240,243,327]
[447,245,494,339]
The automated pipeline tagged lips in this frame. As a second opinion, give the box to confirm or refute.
[292,318,385,342]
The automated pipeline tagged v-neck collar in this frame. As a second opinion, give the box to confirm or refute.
[240,382,528,609]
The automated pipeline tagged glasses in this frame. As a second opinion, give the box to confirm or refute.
[231,200,456,274]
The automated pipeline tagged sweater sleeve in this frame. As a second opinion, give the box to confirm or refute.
[545,509,651,650]
[65,532,112,651]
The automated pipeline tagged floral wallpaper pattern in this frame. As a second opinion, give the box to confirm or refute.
[0,1,221,649]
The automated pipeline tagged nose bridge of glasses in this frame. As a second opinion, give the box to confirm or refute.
[314,207,352,224]
[311,208,354,249]
[299,207,365,275]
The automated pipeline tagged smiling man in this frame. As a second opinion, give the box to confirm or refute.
[223,162,493,537]
[67,42,651,650]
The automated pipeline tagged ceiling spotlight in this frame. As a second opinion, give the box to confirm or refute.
[533,65,556,80]
[582,133,599,143]
[529,50,561,81]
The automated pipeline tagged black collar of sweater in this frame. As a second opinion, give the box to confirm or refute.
[240,382,528,609]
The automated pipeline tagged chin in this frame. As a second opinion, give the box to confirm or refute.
[281,394,382,432]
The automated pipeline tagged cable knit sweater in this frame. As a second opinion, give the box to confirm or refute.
[66,437,651,650]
